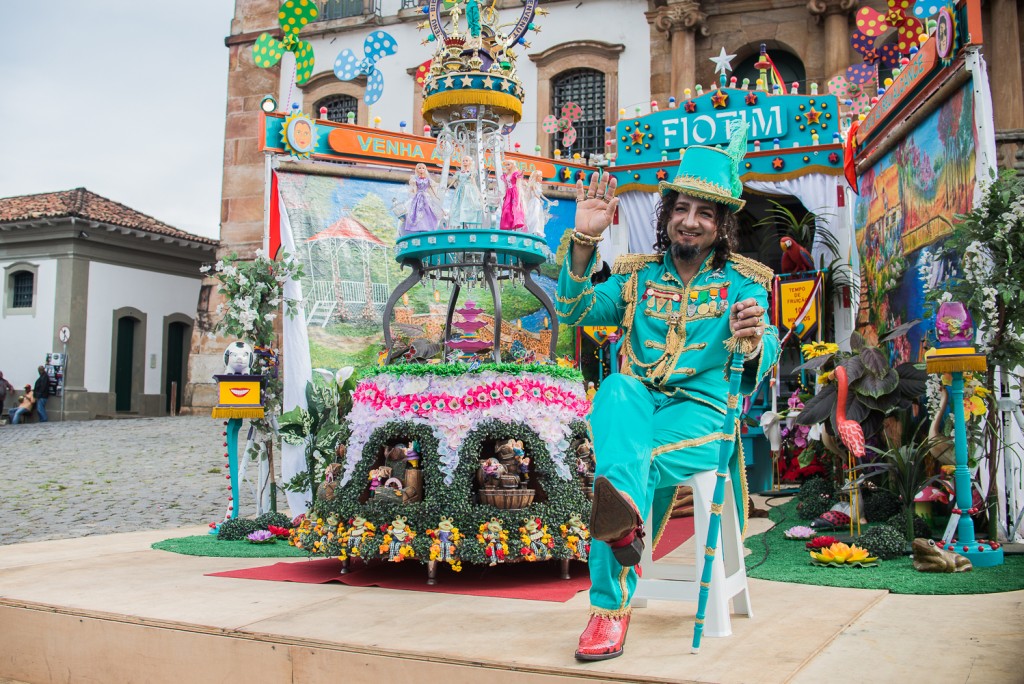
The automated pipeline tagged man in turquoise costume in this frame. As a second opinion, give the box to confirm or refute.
[558,124,780,661]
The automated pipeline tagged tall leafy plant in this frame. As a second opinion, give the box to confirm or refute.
[279,372,347,507]
[794,325,927,441]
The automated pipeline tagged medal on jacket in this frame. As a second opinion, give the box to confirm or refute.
[686,291,698,317]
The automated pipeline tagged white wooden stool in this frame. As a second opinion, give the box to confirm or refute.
[632,469,752,637]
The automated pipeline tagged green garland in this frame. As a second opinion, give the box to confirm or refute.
[359,362,583,383]
[299,417,593,568]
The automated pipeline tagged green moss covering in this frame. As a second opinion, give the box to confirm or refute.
[151,535,307,558]
[745,500,1024,594]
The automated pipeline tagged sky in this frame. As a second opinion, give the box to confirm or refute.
[0,1,236,240]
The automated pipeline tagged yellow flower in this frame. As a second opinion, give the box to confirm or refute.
[974,386,991,398]
[809,542,877,564]
[966,395,987,419]
[817,370,834,384]
[801,342,839,359]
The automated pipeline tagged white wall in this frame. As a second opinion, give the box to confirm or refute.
[301,0,651,150]
[85,263,200,395]
[0,258,57,389]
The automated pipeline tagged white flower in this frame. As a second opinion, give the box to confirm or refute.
[265,313,277,322]
[200,264,211,273]
[254,248,265,258]
[336,366,355,386]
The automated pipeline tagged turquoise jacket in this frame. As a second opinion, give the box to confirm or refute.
[556,248,780,409]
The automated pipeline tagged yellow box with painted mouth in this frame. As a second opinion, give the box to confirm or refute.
[212,374,265,419]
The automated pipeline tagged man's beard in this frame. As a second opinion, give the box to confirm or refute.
[671,242,703,263]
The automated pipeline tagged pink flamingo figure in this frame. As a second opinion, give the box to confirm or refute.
[834,365,865,533]
[834,366,865,459]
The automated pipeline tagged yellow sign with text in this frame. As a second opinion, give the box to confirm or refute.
[778,278,818,338]
[581,326,619,345]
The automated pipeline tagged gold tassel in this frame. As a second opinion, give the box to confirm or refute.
[925,355,988,373]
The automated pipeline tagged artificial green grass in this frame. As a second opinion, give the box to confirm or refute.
[745,499,1024,595]
[152,535,308,558]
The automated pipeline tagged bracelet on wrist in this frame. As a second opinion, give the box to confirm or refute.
[571,230,604,246]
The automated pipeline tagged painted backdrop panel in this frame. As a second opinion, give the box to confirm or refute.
[854,82,976,361]
[276,172,566,369]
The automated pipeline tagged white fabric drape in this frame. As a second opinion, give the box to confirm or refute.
[744,174,842,266]
[278,178,314,516]
[745,173,860,324]
[617,190,660,253]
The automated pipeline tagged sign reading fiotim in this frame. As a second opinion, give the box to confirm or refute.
[615,89,838,166]
[660,104,786,149]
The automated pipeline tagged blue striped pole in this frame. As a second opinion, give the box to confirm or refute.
[692,348,747,653]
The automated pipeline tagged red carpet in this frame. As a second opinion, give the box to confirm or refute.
[207,516,694,602]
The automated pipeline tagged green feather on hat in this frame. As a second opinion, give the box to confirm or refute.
[658,123,748,213]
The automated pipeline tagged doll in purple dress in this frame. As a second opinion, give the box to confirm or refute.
[403,163,442,233]
[499,159,526,231]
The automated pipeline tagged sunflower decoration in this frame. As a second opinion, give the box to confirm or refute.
[280,109,318,159]
[801,341,839,360]
[809,541,879,567]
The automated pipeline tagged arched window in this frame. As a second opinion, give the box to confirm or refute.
[11,271,33,308]
[733,49,806,92]
[550,68,606,159]
[317,94,359,124]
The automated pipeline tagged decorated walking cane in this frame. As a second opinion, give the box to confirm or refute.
[691,346,746,653]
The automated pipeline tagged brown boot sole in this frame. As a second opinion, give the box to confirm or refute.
[590,477,645,566]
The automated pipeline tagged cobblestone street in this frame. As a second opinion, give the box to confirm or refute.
[0,416,255,545]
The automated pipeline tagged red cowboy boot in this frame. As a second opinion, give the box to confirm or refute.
[590,476,645,566]
[575,613,631,661]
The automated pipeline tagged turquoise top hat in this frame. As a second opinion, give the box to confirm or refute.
[658,123,748,213]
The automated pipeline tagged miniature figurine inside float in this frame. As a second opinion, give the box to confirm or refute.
[924,301,1003,567]
[290,0,594,583]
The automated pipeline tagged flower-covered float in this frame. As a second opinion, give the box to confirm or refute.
[292,363,595,582]
[289,0,596,582]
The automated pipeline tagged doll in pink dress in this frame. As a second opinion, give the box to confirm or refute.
[499,159,526,231]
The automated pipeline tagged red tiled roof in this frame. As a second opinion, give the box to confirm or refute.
[0,187,218,246]
[307,216,386,245]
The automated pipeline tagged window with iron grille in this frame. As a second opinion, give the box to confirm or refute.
[11,271,33,308]
[320,0,363,20]
[317,94,359,124]
[550,68,605,159]
[400,0,425,8]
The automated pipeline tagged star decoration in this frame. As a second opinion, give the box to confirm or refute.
[561,167,573,181]
[443,75,455,88]
[711,89,729,109]
[805,108,821,124]
[709,46,737,76]
[684,100,697,113]
[482,76,494,89]
[828,152,840,164]
[460,75,474,87]
[656,169,668,181]
[745,91,758,106]
[630,129,645,145]
[771,157,785,170]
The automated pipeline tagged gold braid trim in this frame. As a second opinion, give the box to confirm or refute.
[562,298,596,326]
[729,254,774,289]
[590,605,632,619]
[651,431,734,458]
[612,253,661,275]
[651,490,678,553]
[737,417,749,538]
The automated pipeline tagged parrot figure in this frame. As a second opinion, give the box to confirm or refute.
[780,237,813,274]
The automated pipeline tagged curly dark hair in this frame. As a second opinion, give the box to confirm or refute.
[653,190,738,271]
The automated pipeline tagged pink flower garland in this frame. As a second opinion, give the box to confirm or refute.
[352,378,590,418]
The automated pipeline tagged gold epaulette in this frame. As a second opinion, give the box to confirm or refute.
[612,253,660,275]
[728,254,774,289]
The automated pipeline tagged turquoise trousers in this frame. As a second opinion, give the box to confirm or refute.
[587,373,744,616]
